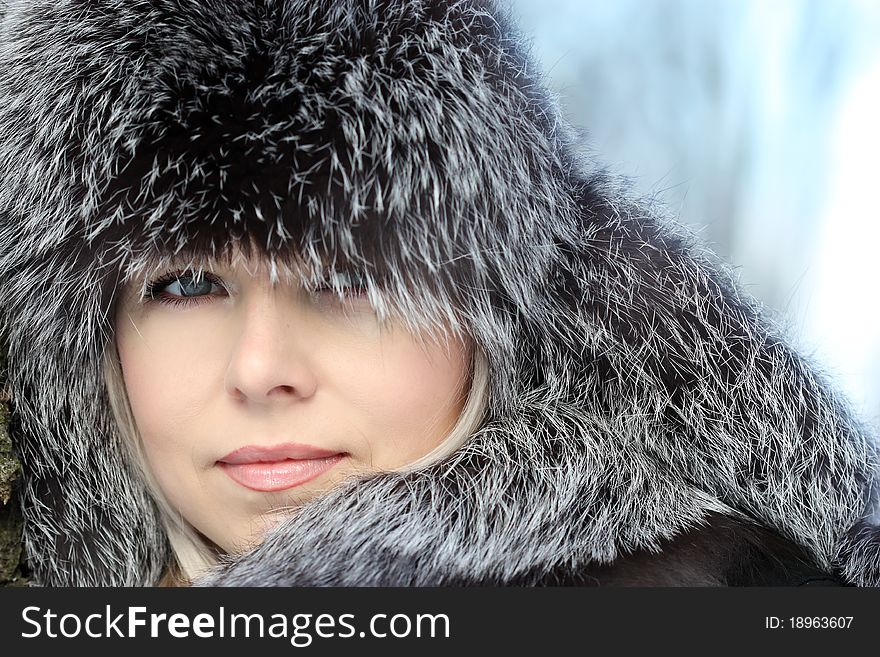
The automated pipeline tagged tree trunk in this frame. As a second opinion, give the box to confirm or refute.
[0,348,28,586]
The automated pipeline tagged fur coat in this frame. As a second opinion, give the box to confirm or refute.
[0,0,878,587]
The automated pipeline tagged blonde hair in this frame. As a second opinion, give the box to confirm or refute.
[102,323,490,585]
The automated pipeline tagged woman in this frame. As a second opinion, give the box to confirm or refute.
[107,244,491,583]
[1,0,878,587]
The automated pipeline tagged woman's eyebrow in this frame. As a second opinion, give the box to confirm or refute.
[144,252,229,275]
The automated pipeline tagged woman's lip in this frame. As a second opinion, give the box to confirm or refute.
[218,454,345,492]
[219,442,341,464]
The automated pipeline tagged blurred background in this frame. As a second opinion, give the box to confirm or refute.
[508,0,880,425]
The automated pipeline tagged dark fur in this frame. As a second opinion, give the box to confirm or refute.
[0,0,877,586]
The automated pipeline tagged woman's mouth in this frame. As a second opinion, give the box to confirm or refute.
[217,443,346,492]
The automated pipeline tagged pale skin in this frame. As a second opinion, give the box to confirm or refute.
[114,254,471,555]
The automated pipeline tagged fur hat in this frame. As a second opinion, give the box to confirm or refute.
[1,0,878,586]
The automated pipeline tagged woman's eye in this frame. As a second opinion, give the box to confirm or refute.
[142,268,371,310]
[146,272,226,307]
[315,270,369,297]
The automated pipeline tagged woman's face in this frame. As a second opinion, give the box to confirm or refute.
[115,255,471,554]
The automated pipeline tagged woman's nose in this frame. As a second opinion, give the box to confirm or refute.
[223,290,318,405]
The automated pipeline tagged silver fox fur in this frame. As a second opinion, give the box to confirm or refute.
[1,0,878,586]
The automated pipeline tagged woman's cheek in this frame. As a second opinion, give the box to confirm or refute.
[348,339,468,467]
[119,313,215,443]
